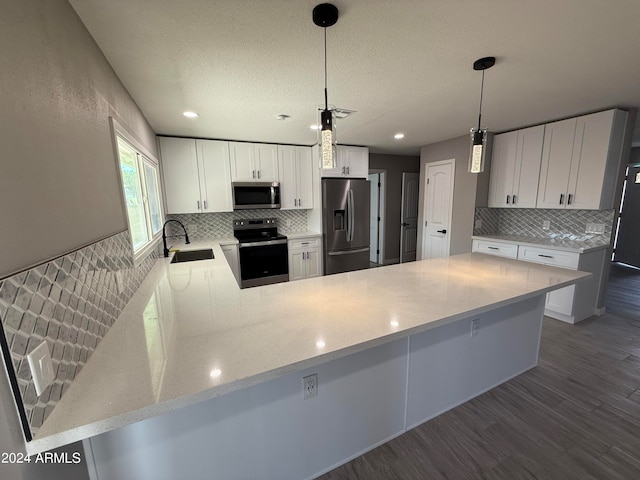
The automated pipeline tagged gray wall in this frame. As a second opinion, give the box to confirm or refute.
[1,0,156,478]
[0,0,157,279]
[417,135,489,258]
[369,153,420,262]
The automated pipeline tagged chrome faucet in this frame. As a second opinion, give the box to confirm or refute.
[162,219,190,257]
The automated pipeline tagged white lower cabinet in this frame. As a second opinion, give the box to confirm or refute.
[220,243,240,285]
[288,236,322,281]
[473,239,607,323]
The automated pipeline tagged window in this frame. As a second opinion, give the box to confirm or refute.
[112,121,163,261]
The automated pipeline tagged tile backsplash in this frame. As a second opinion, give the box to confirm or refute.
[474,207,615,243]
[0,231,158,436]
[166,209,308,240]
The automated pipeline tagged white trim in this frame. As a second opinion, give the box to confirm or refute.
[368,169,387,265]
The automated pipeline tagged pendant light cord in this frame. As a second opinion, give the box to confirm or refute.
[324,27,328,110]
[477,69,485,131]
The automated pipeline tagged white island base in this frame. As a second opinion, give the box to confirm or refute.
[84,294,545,480]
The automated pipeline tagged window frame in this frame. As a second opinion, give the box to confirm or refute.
[110,117,164,264]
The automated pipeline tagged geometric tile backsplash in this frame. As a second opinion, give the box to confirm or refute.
[474,207,615,243]
[166,209,308,241]
[0,231,159,437]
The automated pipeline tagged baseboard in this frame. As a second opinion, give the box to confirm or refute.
[594,306,606,316]
[384,258,400,265]
[544,309,576,324]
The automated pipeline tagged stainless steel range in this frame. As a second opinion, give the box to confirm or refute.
[233,218,289,288]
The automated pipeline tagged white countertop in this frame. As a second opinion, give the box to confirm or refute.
[26,245,590,454]
[283,231,322,240]
[472,234,610,253]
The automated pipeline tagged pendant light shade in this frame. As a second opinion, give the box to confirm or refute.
[469,56,495,174]
[313,3,339,169]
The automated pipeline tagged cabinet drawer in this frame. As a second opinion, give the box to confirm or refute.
[472,240,518,259]
[517,246,579,269]
[288,237,321,250]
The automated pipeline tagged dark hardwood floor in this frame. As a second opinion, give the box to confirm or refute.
[316,263,640,480]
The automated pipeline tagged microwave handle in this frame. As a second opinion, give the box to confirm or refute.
[271,186,275,205]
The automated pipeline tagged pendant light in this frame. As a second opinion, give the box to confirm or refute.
[469,56,496,174]
[313,3,339,169]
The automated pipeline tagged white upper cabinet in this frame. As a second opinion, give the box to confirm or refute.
[536,109,627,210]
[321,145,369,178]
[159,137,232,214]
[489,125,544,208]
[278,145,313,209]
[229,142,279,182]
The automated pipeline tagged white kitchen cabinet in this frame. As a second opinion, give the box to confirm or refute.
[221,243,240,285]
[278,146,313,209]
[488,125,544,208]
[321,145,369,178]
[159,137,232,214]
[229,142,279,182]
[471,239,518,259]
[288,236,322,281]
[536,109,627,210]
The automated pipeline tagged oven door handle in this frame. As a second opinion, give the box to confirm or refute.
[239,239,288,248]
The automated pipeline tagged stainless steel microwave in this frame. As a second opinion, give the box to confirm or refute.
[232,182,281,210]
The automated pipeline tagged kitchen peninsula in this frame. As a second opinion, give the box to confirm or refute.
[25,243,589,479]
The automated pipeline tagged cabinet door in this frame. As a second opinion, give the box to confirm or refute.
[513,125,544,208]
[546,285,575,316]
[297,147,314,209]
[536,118,576,209]
[254,144,279,181]
[566,110,615,210]
[344,146,369,178]
[159,137,202,214]
[488,130,518,208]
[305,248,322,278]
[288,250,306,281]
[278,146,298,209]
[197,140,233,212]
[229,142,255,181]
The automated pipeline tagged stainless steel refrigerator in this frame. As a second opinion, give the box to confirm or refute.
[322,178,371,275]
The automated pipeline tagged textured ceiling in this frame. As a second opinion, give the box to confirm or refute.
[69,0,640,155]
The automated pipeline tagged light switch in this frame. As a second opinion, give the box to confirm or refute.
[27,341,55,396]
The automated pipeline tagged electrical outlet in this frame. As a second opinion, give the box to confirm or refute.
[585,223,605,234]
[27,341,55,396]
[474,219,483,229]
[470,319,479,338]
[303,374,317,399]
[542,220,550,230]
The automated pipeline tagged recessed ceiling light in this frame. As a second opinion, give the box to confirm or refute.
[210,369,222,378]
[183,111,199,118]
[394,133,405,140]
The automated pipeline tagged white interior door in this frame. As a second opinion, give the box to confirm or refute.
[422,160,454,260]
[368,173,379,263]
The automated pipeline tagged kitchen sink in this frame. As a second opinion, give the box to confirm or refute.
[170,248,214,264]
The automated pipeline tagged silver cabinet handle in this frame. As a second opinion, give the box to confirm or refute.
[252,170,255,179]
[538,254,554,259]
[197,200,201,210]
[513,195,517,204]
[301,242,309,245]
[203,200,207,210]
[567,194,573,205]
[488,247,499,250]
[342,166,345,174]
[346,166,350,174]
[258,170,261,179]
[506,195,510,204]
[559,194,564,205]
[294,198,297,206]
[298,198,301,206]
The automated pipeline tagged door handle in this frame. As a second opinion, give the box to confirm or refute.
[437,229,447,234]
[197,200,201,210]
[294,198,297,206]
[506,195,510,204]
[512,195,517,204]
[559,193,564,205]
[203,200,207,210]
[567,194,573,205]
[258,170,261,179]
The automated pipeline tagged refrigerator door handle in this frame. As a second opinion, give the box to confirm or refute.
[328,247,370,256]
[347,189,355,242]
[346,189,352,242]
